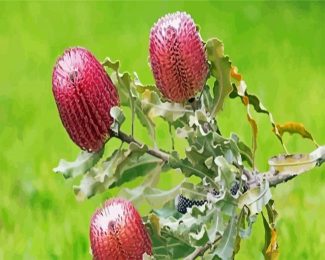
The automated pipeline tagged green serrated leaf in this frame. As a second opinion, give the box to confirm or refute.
[179,182,207,201]
[206,38,233,116]
[147,203,226,259]
[202,84,214,110]
[214,156,238,190]
[175,125,195,139]
[118,160,163,208]
[212,213,238,260]
[135,104,156,142]
[188,109,213,135]
[133,72,158,94]
[74,143,158,200]
[265,200,278,228]
[235,206,257,240]
[231,133,253,167]
[238,178,272,215]
[232,208,246,258]
[202,132,242,165]
[142,90,191,123]
[147,214,195,259]
[102,57,120,71]
[229,80,290,153]
[144,182,184,209]
[169,151,218,190]
[53,148,104,179]
[189,225,210,247]
[104,58,158,142]
[110,106,125,133]
[109,72,130,106]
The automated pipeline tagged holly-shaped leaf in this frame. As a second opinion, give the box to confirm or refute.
[231,133,253,167]
[103,57,157,141]
[238,178,272,215]
[53,148,104,179]
[147,203,227,259]
[73,143,160,200]
[110,106,125,133]
[206,38,233,116]
[212,213,238,260]
[141,90,191,123]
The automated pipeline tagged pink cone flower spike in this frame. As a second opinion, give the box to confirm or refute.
[149,11,209,103]
[90,198,152,260]
[52,47,119,152]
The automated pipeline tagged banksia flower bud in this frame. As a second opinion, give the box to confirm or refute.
[149,12,209,103]
[90,198,152,260]
[52,47,119,152]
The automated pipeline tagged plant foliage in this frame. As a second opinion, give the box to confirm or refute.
[53,16,325,260]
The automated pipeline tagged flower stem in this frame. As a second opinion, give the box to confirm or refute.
[111,130,169,162]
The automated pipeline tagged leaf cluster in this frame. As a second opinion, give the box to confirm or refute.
[54,36,323,259]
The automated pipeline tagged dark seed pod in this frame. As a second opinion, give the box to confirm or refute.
[149,12,209,103]
[90,198,152,260]
[175,194,207,214]
[52,47,119,152]
[230,182,240,196]
[242,182,249,193]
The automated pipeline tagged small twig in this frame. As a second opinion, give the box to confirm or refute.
[238,146,325,189]
[113,129,325,191]
[184,244,211,260]
[233,161,255,182]
[244,171,295,190]
[111,130,169,162]
[184,235,222,260]
[169,123,175,150]
[265,172,297,187]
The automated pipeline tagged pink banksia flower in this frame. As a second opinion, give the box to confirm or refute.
[52,47,119,152]
[90,198,152,260]
[149,12,209,103]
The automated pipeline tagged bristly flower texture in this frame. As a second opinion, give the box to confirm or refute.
[149,11,209,103]
[90,198,152,260]
[52,47,119,152]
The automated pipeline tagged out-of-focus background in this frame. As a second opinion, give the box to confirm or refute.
[0,1,324,259]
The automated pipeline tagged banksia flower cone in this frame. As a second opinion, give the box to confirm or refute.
[90,198,152,260]
[52,47,119,152]
[149,12,209,103]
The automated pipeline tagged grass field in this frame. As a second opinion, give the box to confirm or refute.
[0,1,324,259]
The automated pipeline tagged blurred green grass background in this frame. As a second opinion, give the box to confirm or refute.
[0,1,324,259]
